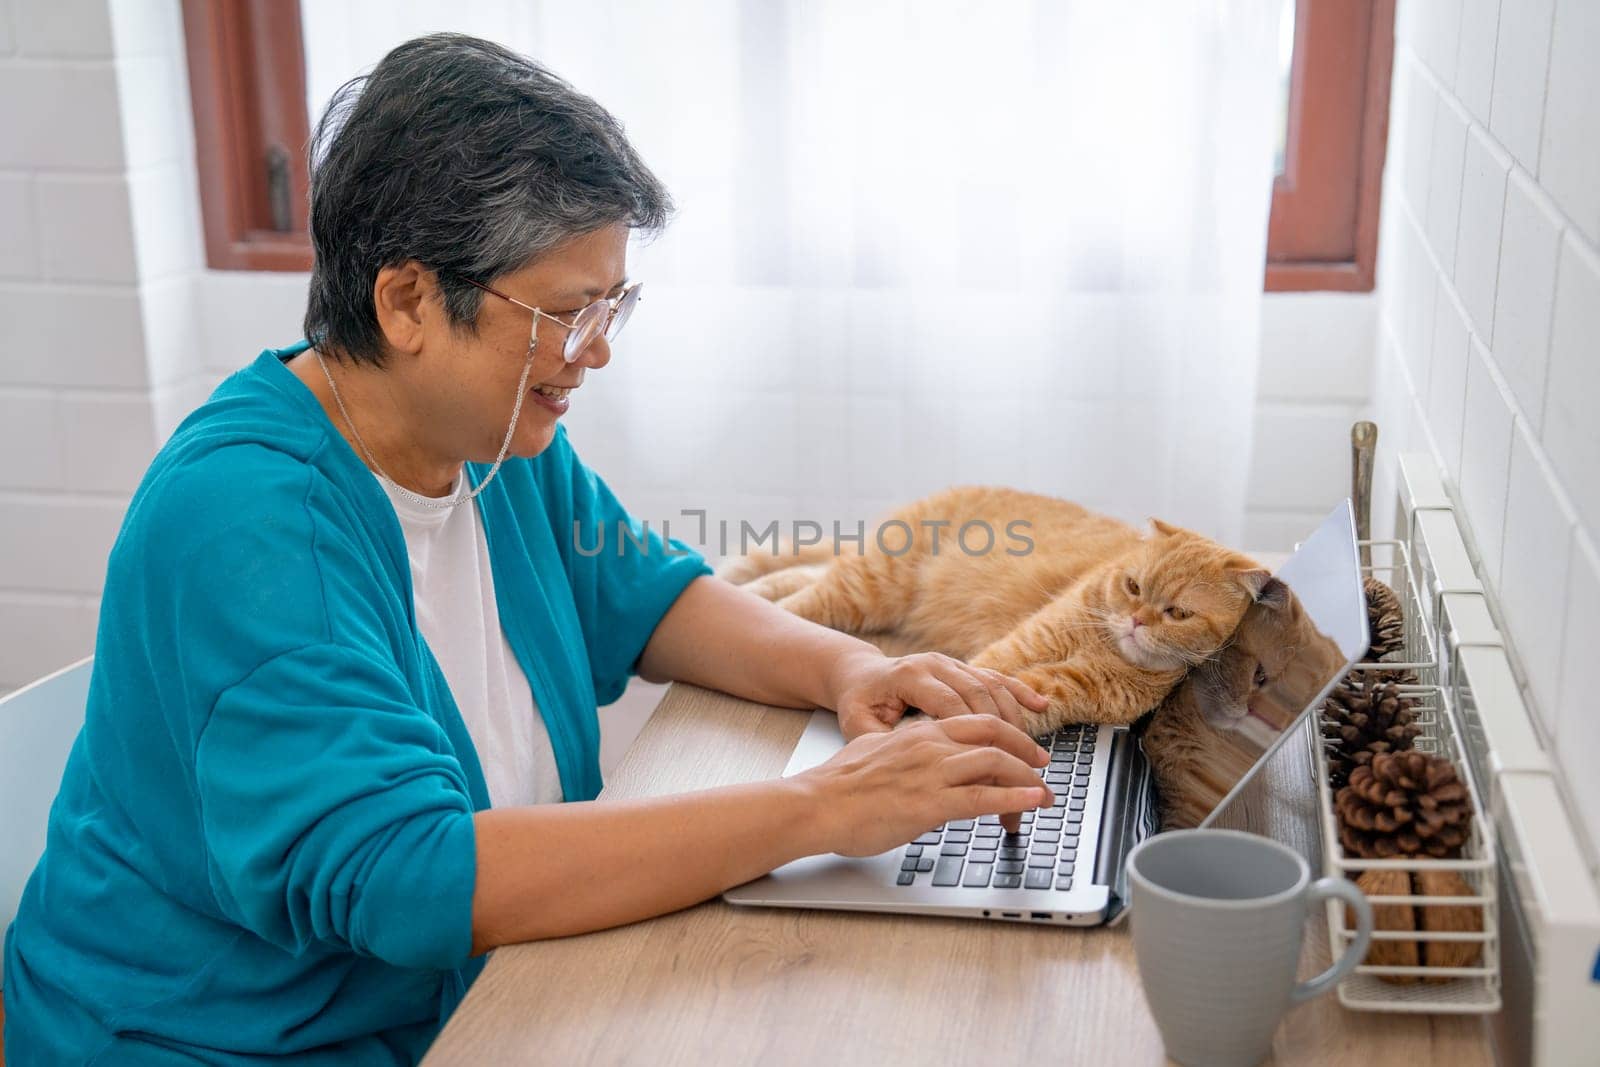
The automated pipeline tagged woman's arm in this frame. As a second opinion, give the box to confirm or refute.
[634,573,877,707]
[635,575,1049,736]
[470,715,1053,952]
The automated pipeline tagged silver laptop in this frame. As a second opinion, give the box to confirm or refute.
[724,501,1368,926]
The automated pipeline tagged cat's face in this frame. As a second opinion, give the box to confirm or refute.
[1098,520,1269,671]
[1190,578,1344,737]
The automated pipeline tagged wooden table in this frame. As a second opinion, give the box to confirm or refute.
[424,643,1493,1065]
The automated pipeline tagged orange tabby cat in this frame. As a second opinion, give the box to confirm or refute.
[722,486,1268,734]
[1140,579,1344,828]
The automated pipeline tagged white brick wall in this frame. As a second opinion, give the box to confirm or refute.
[0,0,208,693]
[1243,292,1376,552]
[1376,0,1600,862]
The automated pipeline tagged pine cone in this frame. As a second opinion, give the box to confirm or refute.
[1321,675,1421,788]
[1335,751,1472,859]
[1363,577,1407,662]
[1349,868,1484,984]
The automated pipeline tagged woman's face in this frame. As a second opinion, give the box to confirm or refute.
[417,222,629,464]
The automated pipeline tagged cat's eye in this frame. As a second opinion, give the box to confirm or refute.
[1253,664,1268,688]
[1165,605,1191,621]
[1125,576,1141,596]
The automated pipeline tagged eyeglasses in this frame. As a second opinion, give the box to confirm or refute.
[462,276,643,364]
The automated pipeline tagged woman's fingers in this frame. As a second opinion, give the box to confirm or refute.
[977,672,1033,735]
[934,746,1050,833]
[933,711,1049,767]
[927,660,1026,733]
[976,667,1050,714]
[937,746,1052,794]
[960,785,1053,820]
[897,670,975,722]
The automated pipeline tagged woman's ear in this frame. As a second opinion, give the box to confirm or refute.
[371,260,432,357]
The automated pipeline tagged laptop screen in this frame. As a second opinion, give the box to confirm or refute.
[1179,500,1368,827]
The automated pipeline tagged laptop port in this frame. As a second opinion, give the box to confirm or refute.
[1030,912,1052,920]
[1000,911,1022,919]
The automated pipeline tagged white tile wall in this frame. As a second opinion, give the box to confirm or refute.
[59,392,158,494]
[1457,337,1515,584]
[1403,67,1438,230]
[1538,0,1600,246]
[127,164,203,283]
[0,63,125,171]
[1253,292,1375,402]
[34,174,139,283]
[195,271,312,374]
[1379,0,1600,863]
[1247,403,1368,513]
[0,590,99,698]
[1490,168,1562,432]
[1487,0,1554,173]
[107,0,182,60]
[1453,0,1500,125]
[1418,0,1462,88]
[0,0,208,692]
[1555,534,1600,833]
[1498,423,1576,733]
[0,172,37,278]
[0,388,65,489]
[0,284,147,388]
[1425,284,1470,482]
[1542,231,1600,533]
[1243,292,1376,551]
[1426,96,1468,274]
[11,0,114,57]
[115,55,189,170]
[0,492,127,596]
[1453,124,1509,337]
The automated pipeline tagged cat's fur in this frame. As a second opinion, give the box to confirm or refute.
[1140,579,1344,828]
[722,487,1268,734]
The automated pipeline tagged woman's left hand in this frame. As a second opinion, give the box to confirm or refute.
[824,649,1051,740]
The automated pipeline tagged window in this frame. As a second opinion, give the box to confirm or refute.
[1264,0,1396,292]
[181,0,313,271]
[183,2,1396,289]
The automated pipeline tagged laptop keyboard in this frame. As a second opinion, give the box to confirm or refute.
[894,724,1095,892]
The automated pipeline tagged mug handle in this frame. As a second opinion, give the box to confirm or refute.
[1288,876,1374,1005]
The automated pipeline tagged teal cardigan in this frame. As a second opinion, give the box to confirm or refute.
[2,343,710,1064]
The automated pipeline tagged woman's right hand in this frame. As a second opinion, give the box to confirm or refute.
[796,715,1053,857]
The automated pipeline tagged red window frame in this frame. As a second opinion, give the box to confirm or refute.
[1265,0,1395,292]
[181,0,314,271]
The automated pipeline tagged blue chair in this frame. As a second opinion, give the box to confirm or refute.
[0,656,92,1052]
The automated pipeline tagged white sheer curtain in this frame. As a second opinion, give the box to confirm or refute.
[303,0,1282,554]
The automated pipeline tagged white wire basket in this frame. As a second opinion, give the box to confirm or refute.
[1310,538,1502,1013]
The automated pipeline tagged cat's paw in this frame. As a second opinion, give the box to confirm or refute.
[742,566,824,601]
[1021,704,1076,738]
[715,556,766,585]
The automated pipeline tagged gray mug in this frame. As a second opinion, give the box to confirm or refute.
[1126,829,1373,1067]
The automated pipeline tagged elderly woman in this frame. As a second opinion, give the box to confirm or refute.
[2,35,1054,1064]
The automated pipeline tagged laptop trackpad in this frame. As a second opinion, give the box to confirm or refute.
[781,710,850,776]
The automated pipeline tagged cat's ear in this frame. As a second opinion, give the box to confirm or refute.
[1254,576,1291,609]
[1227,566,1273,599]
[1148,517,1185,538]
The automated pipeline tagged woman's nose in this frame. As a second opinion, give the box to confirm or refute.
[572,333,612,369]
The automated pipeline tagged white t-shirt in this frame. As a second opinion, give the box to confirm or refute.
[375,470,564,808]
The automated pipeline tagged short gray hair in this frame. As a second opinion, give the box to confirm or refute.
[303,33,673,366]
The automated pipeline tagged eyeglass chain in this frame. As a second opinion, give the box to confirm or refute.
[313,342,539,511]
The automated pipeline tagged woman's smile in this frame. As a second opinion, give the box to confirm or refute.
[529,377,580,414]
